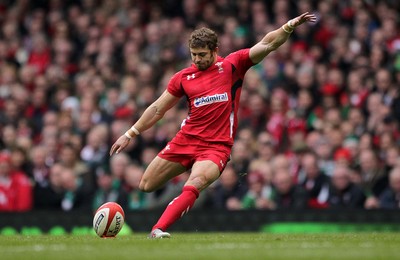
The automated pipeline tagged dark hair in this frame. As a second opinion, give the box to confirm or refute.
[188,27,218,50]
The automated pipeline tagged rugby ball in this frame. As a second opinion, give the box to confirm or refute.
[93,202,125,238]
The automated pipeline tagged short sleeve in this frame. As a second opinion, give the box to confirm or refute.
[167,71,184,97]
[225,48,255,78]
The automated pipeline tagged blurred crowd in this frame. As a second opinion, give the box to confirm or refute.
[0,0,400,213]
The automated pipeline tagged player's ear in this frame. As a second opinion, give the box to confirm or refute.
[213,47,219,55]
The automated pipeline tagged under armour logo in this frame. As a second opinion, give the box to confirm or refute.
[220,160,224,167]
[215,62,224,73]
[187,74,195,80]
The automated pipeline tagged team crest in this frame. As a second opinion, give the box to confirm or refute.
[215,62,224,73]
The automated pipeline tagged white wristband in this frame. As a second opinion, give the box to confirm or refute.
[287,20,295,29]
[130,126,140,135]
[124,131,132,139]
[281,25,293,34]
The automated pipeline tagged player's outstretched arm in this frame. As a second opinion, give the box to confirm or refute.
[109,90,180,156]
[249,12,317,64]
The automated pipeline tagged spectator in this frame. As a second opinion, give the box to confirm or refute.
[314,137,335,176]
[248,159,273,190]
[92,167,127,211]
[342,137,360,166]
[379,167,400,209]
[373,69,396,107]
[27,33,51,75]
[123,164,147,210]
[59,167,93,211]
[29,145,50,189]
[34,162,64,209]
[270,169,308,209]
[383,146,400,176]
[109,152,131,181]
[230,139,251,176]
[206,165,247,210]
[58,142,93,189]
[236,127,257,154]
[80,123,109,173]
[266,89,288,147]
[242,170,273,209]
[9,146,31,174]
[347,107,366,138]
[333,147,353,168]
[1,124,17,150]
[253,131,276,164]
[344,70,369,109]
[29,145,59,209]
[366,93,388,132]
[0,152,32,211]
[238,92,268,133]
[298,152,330,208]
[328,166,366,209]
[358,149,387,198]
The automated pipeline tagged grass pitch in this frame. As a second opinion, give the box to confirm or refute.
[1,232,400,260]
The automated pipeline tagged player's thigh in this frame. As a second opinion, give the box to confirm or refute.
[140,156,186,192]
[185,160,220,192]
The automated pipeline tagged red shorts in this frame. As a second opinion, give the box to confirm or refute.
[158,132,232,172]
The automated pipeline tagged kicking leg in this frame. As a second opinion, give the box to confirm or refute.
[150,160,220,238]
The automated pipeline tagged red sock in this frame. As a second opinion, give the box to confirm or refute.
[152,186,199,231]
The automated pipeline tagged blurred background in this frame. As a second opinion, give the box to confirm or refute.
[0,0,400,234]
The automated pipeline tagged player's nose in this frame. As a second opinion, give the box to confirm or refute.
[194,55,201,63]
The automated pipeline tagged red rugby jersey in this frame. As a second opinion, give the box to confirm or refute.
[167,49,254,146]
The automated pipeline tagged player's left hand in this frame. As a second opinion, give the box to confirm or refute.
[289,12,317,28]
[109,135,131,156]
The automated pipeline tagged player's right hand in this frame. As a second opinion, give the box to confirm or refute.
[109,135,131,156]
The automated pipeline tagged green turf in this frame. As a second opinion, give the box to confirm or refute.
[1,233,400,260]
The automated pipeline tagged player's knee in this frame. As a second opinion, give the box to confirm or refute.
[186,176,209,191]
[139,178,154,192]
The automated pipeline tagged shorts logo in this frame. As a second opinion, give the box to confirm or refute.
[194,92,228,107]
[220,160,224,168]
[162,144,171,154]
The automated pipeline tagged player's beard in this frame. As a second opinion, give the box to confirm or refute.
[196,63,210,71]
[196,54,215,71]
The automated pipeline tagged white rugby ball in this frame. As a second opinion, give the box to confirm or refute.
[93,202,125,238]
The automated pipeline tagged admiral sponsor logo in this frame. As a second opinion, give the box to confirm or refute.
[194,92,228,107]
